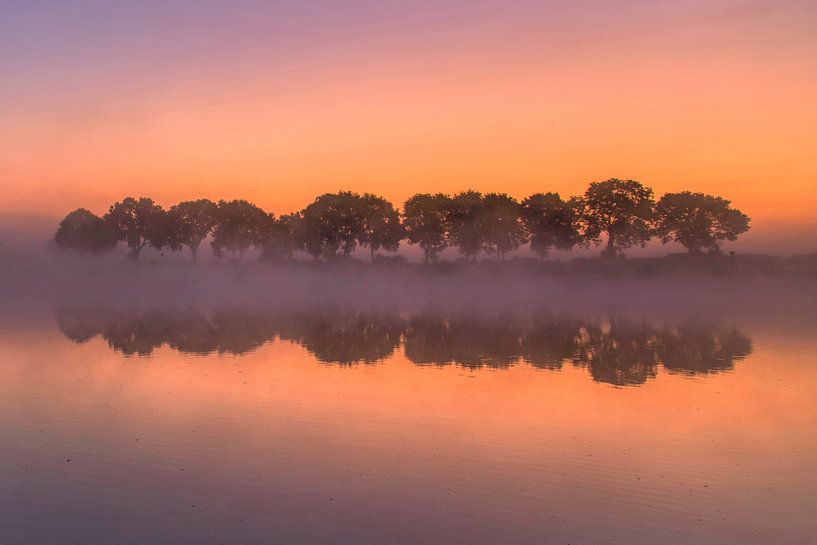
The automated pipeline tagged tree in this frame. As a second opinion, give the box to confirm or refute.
[480,193,527,260]
[54,208,119,256]
[520,193,584,260]
[104,197,173,259]
[297,192,365,260]
[580,179,655,257]
[259,213,298,262]
[292,210,323,260]
[168,199,218,262]
[357,193,404,262]
[402,193,451,264]
[446,190,485,260]
[654,192,750,254]
[210,200,269,260]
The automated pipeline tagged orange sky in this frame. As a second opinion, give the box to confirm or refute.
[1,0,816,251]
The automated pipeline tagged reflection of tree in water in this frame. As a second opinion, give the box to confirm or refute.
[404,312,525,369]
[102,308,178,356]
[571,319,660,386]
[209,309,277,355]
[521,313,584,370]
[403,313,455,365]
[657,321,752,375]
[57,305,108,343]
[277,308,403,365]
[449,313,526,369]
[57,306,272,357]
[55,306,752,385]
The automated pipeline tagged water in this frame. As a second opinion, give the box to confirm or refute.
[2,290,816,544]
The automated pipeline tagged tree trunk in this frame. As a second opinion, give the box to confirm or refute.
[371,247,376,263]
[190,243,199,263]
[130,240,146,260]
[601,231,617,258]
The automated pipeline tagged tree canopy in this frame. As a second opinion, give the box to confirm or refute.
[52,180,751,263]
[402,193,451,263]
[581,179,655,257]
[520,193,583,260]
[105,197,173,259]
[446,190,486,260]
[655,192,750,253]
[54,208,119,255]
[296,192,365,260]
[259,213,298,262]
[168,199,219,261]
[480,193,527,260]
[357,193,404,262]
[210,200,270,260]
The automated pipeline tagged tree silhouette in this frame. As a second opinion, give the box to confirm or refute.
[105,197,172,260]
[480,193,527,260]
[655,192,750,254]
[358,193,404,262]
[447,190,485,261]
[402,193,451,263]
[259,213,298,262]
[291,210,324,260]
[168,199,219,262]
[580,179,655,258]
[210,200,269,260]
[53,182,757,265]
[54,208,119,255]
[520,193,584,260]
[297,192,365,260]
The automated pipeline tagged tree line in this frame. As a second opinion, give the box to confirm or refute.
[56,305,752,385]
[54,178,751,262]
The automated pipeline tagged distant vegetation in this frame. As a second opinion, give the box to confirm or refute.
[54,179,750,262]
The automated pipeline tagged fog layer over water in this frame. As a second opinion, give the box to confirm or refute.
[2,269,816,544]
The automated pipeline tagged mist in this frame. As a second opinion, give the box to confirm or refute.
[3,256,816,322]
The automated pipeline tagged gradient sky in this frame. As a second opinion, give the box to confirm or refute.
[1,0,816,251]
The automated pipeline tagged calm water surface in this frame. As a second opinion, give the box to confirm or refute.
[2,301,816,544]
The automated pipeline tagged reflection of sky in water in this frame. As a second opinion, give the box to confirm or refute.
[0,300,815,545]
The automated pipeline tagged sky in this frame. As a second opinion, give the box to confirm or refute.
[1,0,816,253]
